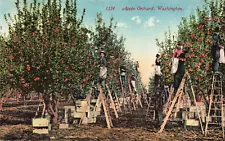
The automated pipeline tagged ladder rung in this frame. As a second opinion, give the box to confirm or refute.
[208,122,221,125]
[213,87,222,89]
[212,102,223,104]
[210,108,222,110]
[210,115,222,117]
[212,94,222,96]
[206,129,222,132]
[212,95,222,97]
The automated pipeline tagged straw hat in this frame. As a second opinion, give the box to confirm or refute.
[100,50,106,55]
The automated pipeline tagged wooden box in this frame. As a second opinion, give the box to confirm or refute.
[74,112,84,118]
[81,117,89,124]
[88,117,97,123]
[76,100,87,107]
[182,111,195,119]
[64,106,76,112]
[88,111,98,118]
[91,99,97,103]
[185,119,199,126]
[76,107,86,113]
[59,124,69,129]
[81,117,97,124]
[32,118,49,134]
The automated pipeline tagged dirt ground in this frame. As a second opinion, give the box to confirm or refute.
[0,100,224,141]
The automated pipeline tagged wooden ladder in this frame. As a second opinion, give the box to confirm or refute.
[119,68,129,113]
[105,84,119,119]
[145,96,156,120]
[205,73,224,139]
[128,77,136,111]
[136,77,144,108]
[99,86,113,129]
[158,72,204,134]
[163,87,174,115]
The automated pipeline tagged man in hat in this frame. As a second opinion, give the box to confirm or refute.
[154,53,163,124]
[154,53,162,88]
[99,51,107,88]
[130,73,137,94]
[120,65,127,87]
[172,41,187,94]
[211,26,223,73]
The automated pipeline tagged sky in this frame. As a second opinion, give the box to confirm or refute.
[0,0,205,87]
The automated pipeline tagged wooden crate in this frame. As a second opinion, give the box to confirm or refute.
[88,117,97,123]
[81,117,89,124]
[76,100,87,107]
[32,118,49,127]
[59,124,69,129]
[185,119,199,126]
[189,105,206,113]
[76,106,88,113]
[64,106,76,112]
[91,99,97,103]
[182,110,195,119]
[33,129,49,134]
[88,111,99,118]
[74,112,84,118]
[81,117,97,124]
[32,118,49,134]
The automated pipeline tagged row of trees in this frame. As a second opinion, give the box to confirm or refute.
[0,0,144,123]
[149,0,225,94]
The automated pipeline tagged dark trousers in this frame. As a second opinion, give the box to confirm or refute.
[174,61,185,94]
[212,46,220,72]
[154,75,161,88]
[154,75,163,123]
[121,75,126,87]
[212,60,219,72]
[98,77,105,89]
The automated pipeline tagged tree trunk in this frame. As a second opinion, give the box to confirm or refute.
[23,96,26,106]
[30,93,33,101]
[0,99,3,111]
[43,93,58,126]
[0,89,13,111]
[16,91,21,102]
[38,92,42,101]
[52,94,58,125]
[3,90,11,103]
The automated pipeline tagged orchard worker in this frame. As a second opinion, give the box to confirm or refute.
[154,53,164,124]
[212,26,224,73]
[154,53,162,89]
[120,65,127,87]
[172,41,187,94]
[99,51,107,88]
[130,73,137,94]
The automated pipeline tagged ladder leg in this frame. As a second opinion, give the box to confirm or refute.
[138,95,143,108]
[158,90,181,133]
[99,86,113,129]
[205,91,213,136]
[115,93,122,113]
[222,102,224,139]
[205,75,215,136]
[173,91,183,119]
[106,84,119,119]
[158,72,187,133]
[187,73,204,134]
[220,75,224,139]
